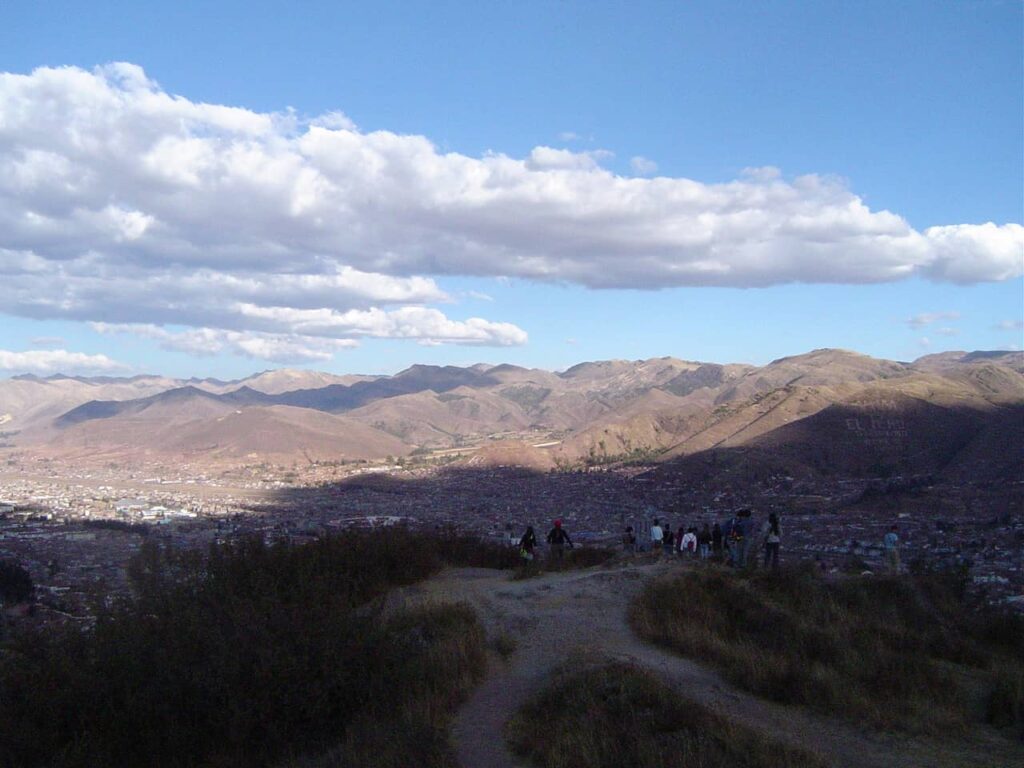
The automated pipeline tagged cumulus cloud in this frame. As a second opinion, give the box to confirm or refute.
[0,63,1021,363]
[630,156,658,176]
[0,349,127,375]
[92,324,358,363]
[907,311,961,329]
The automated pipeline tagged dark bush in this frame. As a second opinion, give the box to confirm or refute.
[0,560,33,605]
[0,529,488,768]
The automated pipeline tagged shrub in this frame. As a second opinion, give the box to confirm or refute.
[506,659,826,768]
[0,560,33,605]
[630,566,1019,733]
[0,529,488,768]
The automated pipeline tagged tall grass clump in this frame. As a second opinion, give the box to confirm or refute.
[0,529,491,768]
[506,660,827,768]
[630,564,1024,734]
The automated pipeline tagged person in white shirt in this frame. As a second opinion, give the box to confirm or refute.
[680,528,697,555]
[650,518,663,553]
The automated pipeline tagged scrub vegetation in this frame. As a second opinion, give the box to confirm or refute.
[630,564,1024,735]
[506,659,828,768]
[0,529,516,768]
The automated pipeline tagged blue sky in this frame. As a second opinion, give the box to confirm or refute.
[1,0,1021,377]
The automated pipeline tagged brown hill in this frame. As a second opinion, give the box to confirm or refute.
[33,404,409,463]
[10,349,1023,470]
[0,374,190,434]
[346,387,534,445]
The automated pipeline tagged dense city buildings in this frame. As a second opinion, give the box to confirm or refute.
[1,452,1021,625]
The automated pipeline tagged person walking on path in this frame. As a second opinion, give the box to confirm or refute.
[762,513,781,569]
[883,525,900,575]
[546,519,573,562]
[519,526,537,563]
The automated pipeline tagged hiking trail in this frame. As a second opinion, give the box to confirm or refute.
[390,560,1022,768]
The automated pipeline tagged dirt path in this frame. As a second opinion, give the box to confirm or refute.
[393,561,1022,768]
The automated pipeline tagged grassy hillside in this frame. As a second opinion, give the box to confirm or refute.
[630,566,1024,735]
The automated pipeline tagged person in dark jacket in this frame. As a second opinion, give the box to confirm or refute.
[519,526,537,562]
[697,523,712,560]
[711,522,723,561]
[546,519,573,561]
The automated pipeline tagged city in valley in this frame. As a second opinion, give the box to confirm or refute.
[1,349,1021,623]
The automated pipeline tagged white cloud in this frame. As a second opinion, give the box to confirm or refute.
[92,324,358,364]
[0,349,127,375]
[907,311,961,329]
[525,146,613,171]
[0,63,1021,364]
[995,319,1024,331]
[630,156,658,176]
[919,337,932,348]
[935,327,959,337]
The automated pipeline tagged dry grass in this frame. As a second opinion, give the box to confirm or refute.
[506,659,828,768]
[510,546,617,580]
[630,564,1024,735]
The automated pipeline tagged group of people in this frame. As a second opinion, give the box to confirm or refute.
[517,514,902,575]
[628,509,784,570]
[517,520,574,563]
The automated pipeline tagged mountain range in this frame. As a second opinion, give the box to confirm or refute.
[2,349,1022,481]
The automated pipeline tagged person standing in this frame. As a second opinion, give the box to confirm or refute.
[680,527,697,556]
[662,523,675,556]
[650,518,664,554]
[519,526,537,562]
[711,522,723,561]
[622,525,637,554]
[546,519,573,562]
[762,513,781,569]
[883,525,900,575]
[723,515,737,566]
[698,523,712,560]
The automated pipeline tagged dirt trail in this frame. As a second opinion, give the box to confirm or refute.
[392,561,1022,768]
